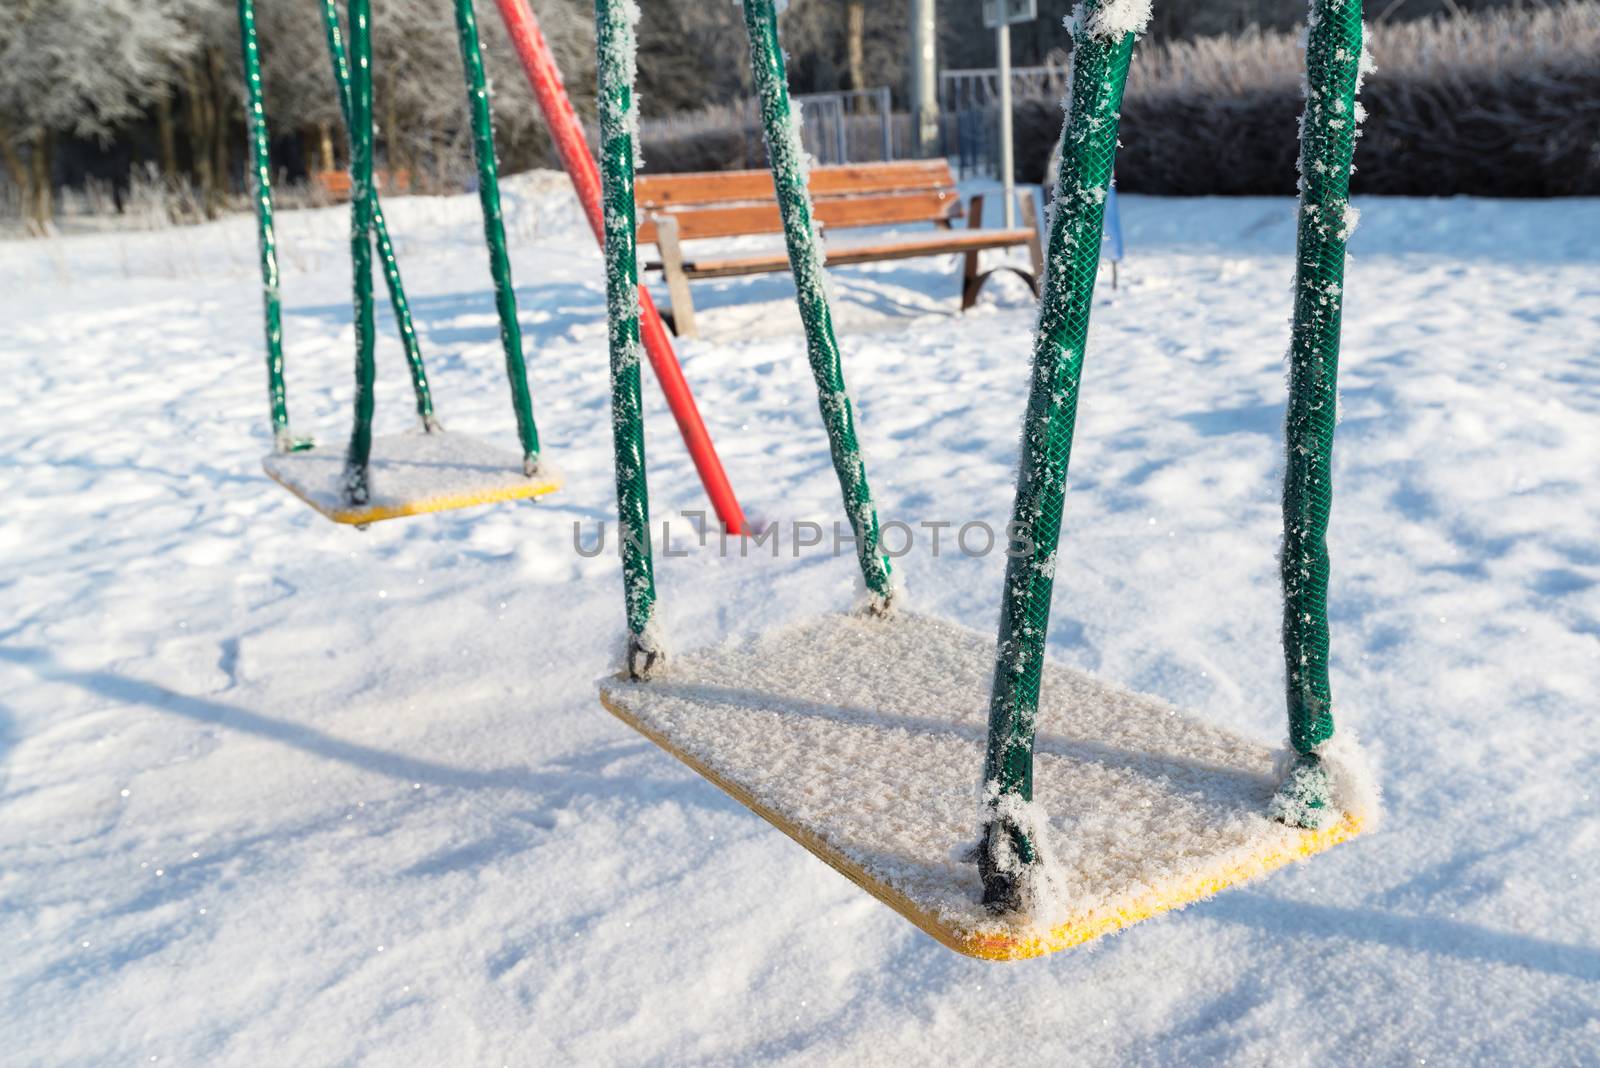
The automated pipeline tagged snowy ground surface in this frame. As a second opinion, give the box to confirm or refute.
[2,175,1597,1065]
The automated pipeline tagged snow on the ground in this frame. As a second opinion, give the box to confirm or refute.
[1,174,1596,1065]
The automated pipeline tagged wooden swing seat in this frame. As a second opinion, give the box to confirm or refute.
[599,612,1363,961]
[263,431,560,525]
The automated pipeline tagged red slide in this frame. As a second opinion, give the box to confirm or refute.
[492,0,748,535]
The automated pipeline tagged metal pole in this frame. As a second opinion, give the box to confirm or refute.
[998,21,1015,227]
[878,87,892,161]
[909,0,939,157]
[834,98,847,166]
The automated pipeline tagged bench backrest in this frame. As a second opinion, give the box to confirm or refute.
[635,159,961,245]
[314,169,412,200]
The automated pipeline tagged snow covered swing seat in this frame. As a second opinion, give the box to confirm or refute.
[600,613,1363,960]
[592,0,1374,961]
[240,0,560,527]
[262,432,560,526]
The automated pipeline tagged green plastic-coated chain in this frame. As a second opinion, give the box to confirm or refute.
[741,0,893,609]
[236,0,290,450]
[454,0,541,473]
[595,0,660,676]
[1281,0,1363,756]
[319,0,437,431]
[340,0,378,503]
[982,6,1137,886]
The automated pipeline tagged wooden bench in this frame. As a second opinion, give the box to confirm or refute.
[635,160,1043,337]
[313,168,412,201]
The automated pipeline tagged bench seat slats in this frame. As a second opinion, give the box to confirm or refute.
[658,228,1041,280]
[634,161,1044,336]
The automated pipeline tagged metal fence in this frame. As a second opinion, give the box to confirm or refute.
[939,64,1070,178]
[634,70,1083,177]
[796,87,898,165]
[636,87,905,169]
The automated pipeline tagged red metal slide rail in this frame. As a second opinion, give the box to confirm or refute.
[492,0,748,534]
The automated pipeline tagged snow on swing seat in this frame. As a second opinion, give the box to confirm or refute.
[599,611,1365,961]
[262,431,561,525]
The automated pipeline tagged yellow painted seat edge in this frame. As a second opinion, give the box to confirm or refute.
[264,463,561,525]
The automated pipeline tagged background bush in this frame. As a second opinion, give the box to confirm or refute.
[626,3,1599,197]
[1015,2,1600,196]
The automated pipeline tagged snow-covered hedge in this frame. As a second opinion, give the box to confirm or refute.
[1014,2,1600,197]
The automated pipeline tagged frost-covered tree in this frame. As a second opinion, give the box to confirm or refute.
[167,0,252,218]
[249,0,595,190]
[0,0,599,229]
[0,0,194,232]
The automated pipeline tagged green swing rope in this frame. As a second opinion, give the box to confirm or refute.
[453,0,543,475]
[319,0,438,432]
[1275,0,1363,821]
[595,0,661,677]
[340,0,379,504]
[237,0,294,452]
[978,4,1137,908]
[740,0,894,610]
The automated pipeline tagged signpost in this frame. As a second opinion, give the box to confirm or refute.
[982,0,1036,227]
[911,0,940,157]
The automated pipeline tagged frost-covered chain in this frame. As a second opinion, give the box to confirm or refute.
[596,0,663,678]
[740,0,894,611]
[319,0,437,432]
[1275,0,1364,824]
[340,0,378,504]
[980,1,1140,910]
[454,0,542,474]
[236,0,290,451]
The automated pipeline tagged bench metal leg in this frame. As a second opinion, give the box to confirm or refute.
[961,193,986,311]
[1020,187,1045,288]
[654,214,698,338]
[960,190,1046,310]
